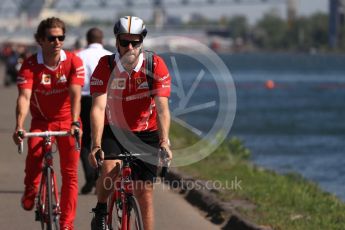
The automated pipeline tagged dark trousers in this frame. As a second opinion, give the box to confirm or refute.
[80,96,95,183]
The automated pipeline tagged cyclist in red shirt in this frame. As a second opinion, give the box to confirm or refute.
[88,16,172,230]
[12,17,84,230]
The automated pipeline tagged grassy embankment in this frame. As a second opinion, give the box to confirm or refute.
[170,123,345,230]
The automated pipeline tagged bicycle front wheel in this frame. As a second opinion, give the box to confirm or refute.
[127,196,144,230]
[46,167,60,230]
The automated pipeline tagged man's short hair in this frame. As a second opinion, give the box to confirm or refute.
[86,27,104,44]
[34,17,66,43]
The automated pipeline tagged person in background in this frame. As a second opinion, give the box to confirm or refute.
[12,17,84,230]
[77,27,112,194]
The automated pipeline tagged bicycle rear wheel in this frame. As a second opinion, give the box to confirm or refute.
[46,167,60,230]
[126,196,144,230]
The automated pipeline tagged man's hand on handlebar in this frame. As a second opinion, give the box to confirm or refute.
[71,121,82,151]
[158,142,172,178]
[13,129,25,145]
[70,122,82,136]
[89,147,104,169]
[159,142,172,162]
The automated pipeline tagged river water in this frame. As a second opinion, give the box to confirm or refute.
[162,52,345,201]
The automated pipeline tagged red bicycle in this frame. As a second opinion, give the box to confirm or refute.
[96,148,169,230]
[18,130,80,230]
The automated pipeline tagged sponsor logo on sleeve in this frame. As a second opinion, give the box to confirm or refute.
[158,74,170,82]
[162,84,170,88]
[17,76,27,84]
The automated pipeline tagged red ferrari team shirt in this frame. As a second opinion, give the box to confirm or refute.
[17,50,85,121]
[90,52,171,132]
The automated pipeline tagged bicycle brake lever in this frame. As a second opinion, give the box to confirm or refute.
[17,130,24,154]
[73,129,80,151]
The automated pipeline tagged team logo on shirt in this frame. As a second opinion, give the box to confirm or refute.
[137,82,149,89]
[110,78,126,90]
[41,74,51,85]
[136,78,149,89]
[90,77,103,86]
[56,74,67,83]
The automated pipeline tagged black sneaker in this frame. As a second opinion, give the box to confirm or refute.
[81,181,95,194]
[91,207,108,230]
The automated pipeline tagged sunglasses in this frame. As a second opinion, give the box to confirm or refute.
[46,35,65,42]
[118,39,142,47]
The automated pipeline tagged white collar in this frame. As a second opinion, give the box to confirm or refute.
[37,49,67,64]
[88,43,103,49]
[115,51,144,73]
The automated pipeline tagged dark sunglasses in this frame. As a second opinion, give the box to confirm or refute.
[47,35,65,42]
[118,39,142,47]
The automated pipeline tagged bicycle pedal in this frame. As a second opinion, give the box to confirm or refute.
[52,204,61,214]
[35,210,41,221]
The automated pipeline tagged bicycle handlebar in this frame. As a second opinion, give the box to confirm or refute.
[95,149,170,178]
[24,131,70,137]
[17,131,77,154]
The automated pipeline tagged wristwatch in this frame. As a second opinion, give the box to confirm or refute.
[71,121,81,128]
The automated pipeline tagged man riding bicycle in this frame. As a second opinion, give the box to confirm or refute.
[88,16,172,230]
[12,17,84,230]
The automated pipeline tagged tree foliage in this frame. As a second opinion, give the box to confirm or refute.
[250,12,336,52]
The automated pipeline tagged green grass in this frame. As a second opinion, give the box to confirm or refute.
[170,124,345,230]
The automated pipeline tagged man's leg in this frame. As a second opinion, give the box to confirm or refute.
[96,160,121,202]
[57,132,80,229]
[134,181,154,230]
[91,160,120,230]
[80,96,95,194]
[22,127,44,211]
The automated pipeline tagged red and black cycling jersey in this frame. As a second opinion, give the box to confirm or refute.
[90,52,171,132]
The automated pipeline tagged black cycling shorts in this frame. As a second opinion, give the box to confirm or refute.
[101,125,160,182]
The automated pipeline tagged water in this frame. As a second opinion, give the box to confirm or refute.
[162,52,345,201]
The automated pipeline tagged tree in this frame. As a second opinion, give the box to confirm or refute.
[252,13,289,50]
[227,15,249,41]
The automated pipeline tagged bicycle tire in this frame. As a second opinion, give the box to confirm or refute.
[108,193,121,230]
[37,173,46,230]
[127,196,144,230]
[46,167,60,230]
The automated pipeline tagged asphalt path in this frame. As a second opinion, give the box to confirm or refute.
[0,66,218,229]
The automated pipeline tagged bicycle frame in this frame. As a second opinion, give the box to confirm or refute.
[108,160,134,230]
[36,134,61,228]
[103,150,169,230]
